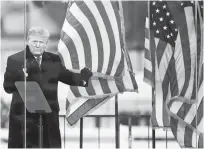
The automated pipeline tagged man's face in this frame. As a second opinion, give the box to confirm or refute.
[28,36,48,56]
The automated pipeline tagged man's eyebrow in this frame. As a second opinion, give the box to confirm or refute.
[32,40,45,42]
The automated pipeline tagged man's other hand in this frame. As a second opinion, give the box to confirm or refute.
[80,67,93,81]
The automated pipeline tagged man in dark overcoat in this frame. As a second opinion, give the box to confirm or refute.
[3,27,92,148]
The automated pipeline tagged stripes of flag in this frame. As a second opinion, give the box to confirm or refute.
[144,1,197,128]
[58,1,123,76]
[166,2,203,148]
[166,76,203,147]
[166,44,203,148]
[58,1,138,126]
[144,17,154,87]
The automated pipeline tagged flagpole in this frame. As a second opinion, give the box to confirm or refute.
[166,130,168,148]
[23,1,30,147]
[128,116,132,149]
[147,0,156,148]
[24,1,27,147]
[79,118,83,148]
[117,2,131,148]
[64,116,66,148]
[115,95,120,148]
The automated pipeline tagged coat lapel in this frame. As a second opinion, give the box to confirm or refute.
[41,52,51,73]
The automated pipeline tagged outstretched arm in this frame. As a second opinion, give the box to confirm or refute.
[58,57,92,86]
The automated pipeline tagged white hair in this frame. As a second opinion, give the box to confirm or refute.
[27,27,50,39]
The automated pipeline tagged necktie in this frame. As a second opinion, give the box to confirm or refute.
[36,56,41,68]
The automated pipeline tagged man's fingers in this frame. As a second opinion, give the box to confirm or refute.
[22,68,28,77]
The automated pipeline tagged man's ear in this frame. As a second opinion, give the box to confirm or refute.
[27,40,31,46]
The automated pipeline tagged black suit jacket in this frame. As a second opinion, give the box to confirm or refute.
[3,46,87,148]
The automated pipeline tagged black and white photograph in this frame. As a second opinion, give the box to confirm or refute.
[0,1,203,148]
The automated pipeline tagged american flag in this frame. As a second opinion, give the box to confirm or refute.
[57,1,138,126]
[166,1,203,148]
[144,1,197,128]
[166,59,203,148]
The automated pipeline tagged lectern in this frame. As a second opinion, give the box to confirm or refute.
[15,81,52,148]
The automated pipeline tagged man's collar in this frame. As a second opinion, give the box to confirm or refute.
[34,55,42,59]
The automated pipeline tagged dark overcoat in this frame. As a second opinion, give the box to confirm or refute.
[3,46,86,148]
